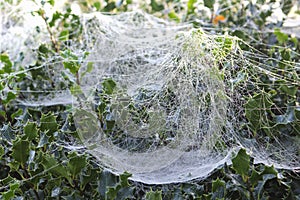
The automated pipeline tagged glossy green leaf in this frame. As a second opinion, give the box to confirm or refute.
[0,110,6,121]
[232,149,250,181]
[150,0,164,12]
[62,50,80,74]
[48,0,55,6]
[274,28,288,44]
[93,2,101,11]
[40,112,58,135]
[2,91,16,105]
[145,190,162,200]
[67,152,86,177]
[70,84,83,96]
[41,154,70,181]
[212,178,226,199]
[12,139,29,166]
[1,182,19,200]
[49,11,62,27]
[0,54,13,74]
[279,85,297,96]
[168,11,180,22]
[250,169,261,186]
[187,0,197,15]
[102,78,116,95]
[10,108,23,120]
[98,170,117,198]
[0,146,4,158]
[59,30,69,41]
[24,122,38,140]
[204,0,215,9]
[245,93,273,133]
[80,62,93,80]
[63,61,80,74]
[120,171,132,187]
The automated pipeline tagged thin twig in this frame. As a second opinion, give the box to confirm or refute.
[40,9,59,53]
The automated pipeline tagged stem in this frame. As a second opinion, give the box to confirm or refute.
[76,71,80,85]
[40,9,59,53]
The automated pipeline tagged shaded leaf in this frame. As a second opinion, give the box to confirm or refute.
[204,0,215,9]
[212,178,226,199]
[2,92,16,105]
[145,190,162,200]
[232,149,250,181]
[67,152,86,177]
[41,154,70,181]
[245,93,273,133]
[1,182,19,200]
[98,169,117,198]
[120,171,132,187]
[24,122,38,141]
[40,112,58,135]
[150,0,164,12]
[12,139,29,166]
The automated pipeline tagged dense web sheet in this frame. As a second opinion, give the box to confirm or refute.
[2,7,299,184]
[72,12,299,184]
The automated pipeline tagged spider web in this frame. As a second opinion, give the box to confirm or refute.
[1,3,299,184]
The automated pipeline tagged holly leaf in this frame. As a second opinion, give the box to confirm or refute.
[0,54,13,74]
[145,190,162,200]
[12,139,29,166]
[232,148,250,181]
[274,28,289,44]
[1,182,19,200]
[120,171,132,187]
[67,152,86,178]
[24,122,38,141]
[2,91,16,105]
[204,0,215,9]
[212,178,226,199]
[102,78,116,95]
[41,154,70,182]
[40,112,58,135]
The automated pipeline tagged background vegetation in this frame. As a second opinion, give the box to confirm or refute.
[1,0,299,199]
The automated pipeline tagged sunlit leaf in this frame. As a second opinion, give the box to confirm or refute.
[0,54,13,74]
[274,28,288,44]
[102,78,116,95]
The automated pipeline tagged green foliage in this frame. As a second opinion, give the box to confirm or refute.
[40,112,58,135]
[102,78,117,95]
[1,0,300,199]
[146,189,163,200]
[232,149,250,181]
[0,54,13,74]
[11,139,29,166]
[274,28,289,45]
[245,93,273,134]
